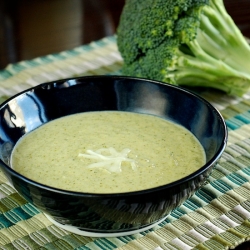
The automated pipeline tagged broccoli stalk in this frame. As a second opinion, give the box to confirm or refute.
[117,0,250,96]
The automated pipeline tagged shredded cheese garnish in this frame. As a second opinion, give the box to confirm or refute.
[78,147,137,173]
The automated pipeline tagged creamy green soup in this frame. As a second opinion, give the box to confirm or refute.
[11,111,206,193]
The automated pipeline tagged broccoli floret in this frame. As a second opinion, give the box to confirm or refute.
[117,0,250,96]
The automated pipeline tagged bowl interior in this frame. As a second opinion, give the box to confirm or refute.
[0,76,227,180]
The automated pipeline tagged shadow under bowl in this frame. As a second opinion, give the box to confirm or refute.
[0,76,227,236]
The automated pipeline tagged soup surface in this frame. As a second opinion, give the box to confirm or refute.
[11,111,206,193]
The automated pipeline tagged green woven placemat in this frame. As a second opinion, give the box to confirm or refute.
[0,36,250,250]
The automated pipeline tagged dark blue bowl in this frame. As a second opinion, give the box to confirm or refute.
[0,76,227,236]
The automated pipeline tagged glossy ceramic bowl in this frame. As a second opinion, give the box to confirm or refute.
[0,76,227,237]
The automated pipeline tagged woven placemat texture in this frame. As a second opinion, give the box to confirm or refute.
[0,36,250,250]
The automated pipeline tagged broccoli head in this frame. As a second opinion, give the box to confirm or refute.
[117,0,250,96]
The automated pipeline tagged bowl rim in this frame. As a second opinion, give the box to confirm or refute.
[0,75,228,198]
